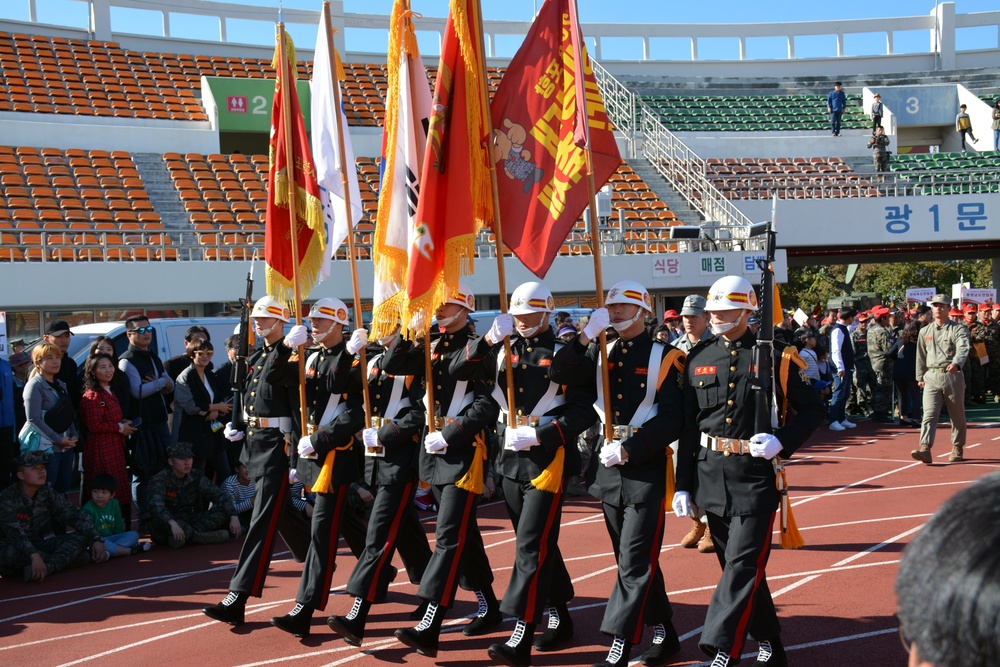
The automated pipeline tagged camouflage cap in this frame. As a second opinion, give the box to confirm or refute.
[15,451,50,468]
[167,442,194,459]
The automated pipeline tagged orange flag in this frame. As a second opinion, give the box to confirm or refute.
[489,0,621,278]
[265,31,325,303]
[403,0,492,337]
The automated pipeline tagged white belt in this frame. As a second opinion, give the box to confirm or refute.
[511,415,556,428]
[700,433,752,456]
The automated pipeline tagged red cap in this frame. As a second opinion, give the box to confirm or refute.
[964,303,977,312]
[857,312,869,321]
[663,309,680,321]
[993,304,1000,311]
[950,308,963,316]
[871,305,890,318]
[980,303,992,311]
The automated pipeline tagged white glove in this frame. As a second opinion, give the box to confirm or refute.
[599,440,627,467]
[297,435,316,458]
[583,308,610,340]
[672,491,692,518]
[424,431,448,454]
[487,314,514,345]
[362,427,381,450]
[504,425,539,452]
[347,328,368,355]
[223,422,245,442]
[284,324,308,348]
[288,468,299,484]
[749,433,783,460]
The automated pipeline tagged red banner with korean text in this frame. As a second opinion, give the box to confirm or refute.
[403,0,492,337]
[265,32,326,303]
[489,0,621,278]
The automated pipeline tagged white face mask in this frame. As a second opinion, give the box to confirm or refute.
[311,322,332,343]
[611,309,642,333]
[253,321,278,338]
[377,333,398,347]
[436,313,459,329]
[517,322,543,339]
[710,310,745,336]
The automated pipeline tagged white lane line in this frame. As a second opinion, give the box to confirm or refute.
[53,621,222,667]
[792,462,924,507]
[832,526,924,567]
[689,628,899,666]
[794,479,977,501]
[829,446,849,452]
[770,575,821,597]
[991,435,1000,441]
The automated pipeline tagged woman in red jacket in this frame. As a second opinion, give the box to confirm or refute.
[80,353,137,527]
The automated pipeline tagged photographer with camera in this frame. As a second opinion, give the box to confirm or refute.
[867,125,891,177]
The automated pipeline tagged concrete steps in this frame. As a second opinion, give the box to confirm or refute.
[630,160,704,226]
[132,152,189,231]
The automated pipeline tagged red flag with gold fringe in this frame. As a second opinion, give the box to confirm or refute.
[265,31,326,303]
[488,0,621,278]
[403,0,492,337]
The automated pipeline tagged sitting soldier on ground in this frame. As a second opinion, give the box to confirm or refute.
[148,442,240,548]
[0,451,106,582]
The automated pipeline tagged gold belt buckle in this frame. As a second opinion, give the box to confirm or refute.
[611,425,631,440]
[305,423,316,436]
[247,416,258,428]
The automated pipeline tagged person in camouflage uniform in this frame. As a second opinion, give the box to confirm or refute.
[848,312,874,417]
[979,305,1000,401]
[148,442,239,548]
[867,306,899,423]
[963,306,988,404]
[0,451,105,581]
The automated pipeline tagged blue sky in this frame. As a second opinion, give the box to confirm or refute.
[3,0,998,60]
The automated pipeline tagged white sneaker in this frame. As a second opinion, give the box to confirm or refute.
[829,421,846,431]
[840,419,857,428]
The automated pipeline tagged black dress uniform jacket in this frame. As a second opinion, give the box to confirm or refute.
[550,330,685,505]
[381,326,499,485]
[677,331,825,516]
[241,338,299,477]
[364,349,426,486]
[296,341,363,490]
[455,329,596,480]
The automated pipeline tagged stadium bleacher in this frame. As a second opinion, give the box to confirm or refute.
[641,94,870,132]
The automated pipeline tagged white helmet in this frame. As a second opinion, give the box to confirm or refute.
[704,276,758,312]
[308,297,350,325]
[250,295,290,322]
[606,280,652,312]
[443,281,476,312]
[509,282,554,315]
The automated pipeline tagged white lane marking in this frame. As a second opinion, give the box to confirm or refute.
[792,462,924,507]
[689,628,900,666]
[794,479,978,501]
[832,526,924,567]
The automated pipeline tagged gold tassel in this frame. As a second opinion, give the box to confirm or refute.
[665,445,676,503]
[306,438,354,494]
[455,432,486,495]
[530,446,564,493]
[774,458,805,549]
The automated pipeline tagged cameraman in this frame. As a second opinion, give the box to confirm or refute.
[867,125,891,176]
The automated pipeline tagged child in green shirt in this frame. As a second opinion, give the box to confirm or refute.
[81,474,152,557]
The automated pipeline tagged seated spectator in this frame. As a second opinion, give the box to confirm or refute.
[896,470,1000,667]
[0,452,106,582]
[172,340,232,483]
[79,353,136,526]
[147,443,240,549]
[221,462,256,532]
[80,473,151,557]
[22,343,78,495]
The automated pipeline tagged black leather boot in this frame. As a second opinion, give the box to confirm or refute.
[592,635,631,667]
[202,591,248,626]
[394,600,445,658]
[755,636,788,666]
[488,619,536,667]
[639,621,681,665]
[270,603,313,637]
[327,597,371,647]
[533,604,574,651]
[464,587,503,636]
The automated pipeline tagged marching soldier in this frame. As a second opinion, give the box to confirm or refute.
[388,283,502,658]
[451,281,596,666]
[674,276,824,667]
[326,324,433,646]
[963,305,987,404]
[550,280,685,667]
[980,304,1000,400]
[204,296,312,627]
[847,311,873,418]
[867,306,898,423]
[268,297,370,637]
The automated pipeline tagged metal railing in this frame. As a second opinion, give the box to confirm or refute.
[590,59,637,159]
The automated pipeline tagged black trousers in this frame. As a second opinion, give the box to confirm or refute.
[346,479,432,601]
[296,483,350,610]
[229,470,310,597]
[601,497,671,643]
[700,510,780,660]
[417,483,493,607]
[499,477,574,623]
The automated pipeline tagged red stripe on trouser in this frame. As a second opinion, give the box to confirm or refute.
[631,497,667,645]
[523,489,563,624]
[730,511,776,660]
[251,473,288,596]
[439,488,477,608]
[364,480,414,602]
[318,486,349,610]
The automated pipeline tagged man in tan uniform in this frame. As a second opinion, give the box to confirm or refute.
[914,294,970,464]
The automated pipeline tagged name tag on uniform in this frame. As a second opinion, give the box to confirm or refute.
[694,366,717,375]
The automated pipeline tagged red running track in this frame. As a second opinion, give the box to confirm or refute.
[3,420,998,667]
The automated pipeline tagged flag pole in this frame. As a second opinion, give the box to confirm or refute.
[322,1,372,428]
[473,0,517,429]
[276,21,310,435]
[570,0,613,443]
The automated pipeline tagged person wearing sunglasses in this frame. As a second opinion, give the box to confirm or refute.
[173,340,232,484]
[118,315,175,529]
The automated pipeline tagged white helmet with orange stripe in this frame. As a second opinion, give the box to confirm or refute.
[442,281,476,312]
[308,298,350,325]
[509,281,554,315]
[250,295,290,322]
[704,276,758,311]
[606,280,652,312]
